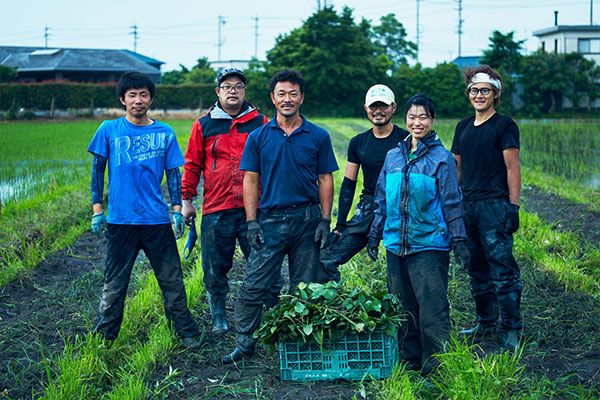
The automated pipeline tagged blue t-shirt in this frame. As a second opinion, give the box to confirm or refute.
[240,115,338,211]
[87,117,185,225]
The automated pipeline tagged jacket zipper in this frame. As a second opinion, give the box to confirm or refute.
[211,135,220,171]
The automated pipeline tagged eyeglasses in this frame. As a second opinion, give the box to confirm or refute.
[468,87,493,96]
[220,84,245,92]
[368,103,391,111]
[407,114,431,122]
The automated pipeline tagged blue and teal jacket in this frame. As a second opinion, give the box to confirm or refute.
[369,131,466,256]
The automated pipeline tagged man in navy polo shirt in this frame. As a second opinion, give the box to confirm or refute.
[223,69,338,363]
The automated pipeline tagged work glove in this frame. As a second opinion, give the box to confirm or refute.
[505,204,520,234]
[172,211,185,239]
[366,238,380,262]
[91,212,107,238]
[452,240,471,269]
[314,218,331,249]
[323,229,342,249]
[181,200,197,225]
[247,220,264,250]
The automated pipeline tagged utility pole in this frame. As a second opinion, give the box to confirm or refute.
[44,24,51,48]
[218,16,226,61]
[591,0,594,25]
[416,0,421,63]
[254,16,259,59]
[457,0,463,58]
[130,25,138,53]
[317,0,321,11]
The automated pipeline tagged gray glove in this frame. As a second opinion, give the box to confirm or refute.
[247,220,264,250]
[367,238,380,262]
[91,212,107,238]
[452,240,471,269]
[172,211,185,239]
[314,218,331,249]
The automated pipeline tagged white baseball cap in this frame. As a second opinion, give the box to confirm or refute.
[365,84,395,106]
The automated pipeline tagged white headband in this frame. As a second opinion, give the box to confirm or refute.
[468,72,502,95]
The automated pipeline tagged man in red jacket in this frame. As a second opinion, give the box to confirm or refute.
[181,68,273,333]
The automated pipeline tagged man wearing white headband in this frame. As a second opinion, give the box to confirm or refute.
[450,65,522,352]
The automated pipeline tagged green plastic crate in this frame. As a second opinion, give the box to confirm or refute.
[279,330,398,381]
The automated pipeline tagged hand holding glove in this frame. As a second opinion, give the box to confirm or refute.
[366,238,380,262]
[505,204,520,234]
[314,218,331,249]
[452,240,471,269]
[247,220,264,250]
[172,211,185,239]
[91,212,107,238]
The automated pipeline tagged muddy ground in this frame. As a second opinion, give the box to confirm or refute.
[0,185,599,399]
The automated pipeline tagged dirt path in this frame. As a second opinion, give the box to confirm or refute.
[0,185,599,398]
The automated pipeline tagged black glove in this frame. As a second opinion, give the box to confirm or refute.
[247,220,264,250]
[314,218,331,249]
[366,238,380,262]
[505,204,520,234]
[452,240,471,269]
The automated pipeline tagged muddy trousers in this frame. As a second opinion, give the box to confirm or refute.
[200,209,282,308]
[95,224,200,341]
[234,204,322,353]
[317,196,375,283]
[387,250,450,374]
[463,198,523,330]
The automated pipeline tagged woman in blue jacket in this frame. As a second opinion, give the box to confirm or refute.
[367,93,470,374]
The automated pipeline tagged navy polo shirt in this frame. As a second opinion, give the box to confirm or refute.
[240,115,338,211]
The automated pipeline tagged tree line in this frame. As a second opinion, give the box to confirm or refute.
[162,7,600,118]
[2,7,598,118]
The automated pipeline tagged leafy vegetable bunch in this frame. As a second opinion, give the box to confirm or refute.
[255,280,404,347]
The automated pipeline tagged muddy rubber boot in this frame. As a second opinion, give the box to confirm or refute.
[461,292,498,338]
[208,293,228,333]
[502,329,521,351]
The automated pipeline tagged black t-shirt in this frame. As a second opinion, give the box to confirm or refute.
[348,125,408,196]
[451,113,519,201]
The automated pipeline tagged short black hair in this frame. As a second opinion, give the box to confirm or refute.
[117,71,156,99]
[268,69,306,94]
[404,93,436,120]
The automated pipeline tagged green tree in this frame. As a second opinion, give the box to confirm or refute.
[160,64,189,84]
[520,50,571,114]
[481,31,524,75]
[266,6,385,116]
[185,57,217,84]
[372,13,417,67]
[243,58,273,116]
[0,64,18,83]
[564,52,600,111]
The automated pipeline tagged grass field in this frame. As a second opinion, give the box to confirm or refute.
[0,118,599,399]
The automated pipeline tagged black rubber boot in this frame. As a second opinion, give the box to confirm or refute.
[222,347,253,364]
[208,293,228,333]
[502,329,521,351]
[458,323,497,338]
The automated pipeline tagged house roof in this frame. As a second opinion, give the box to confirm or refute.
[533,25,600,37]
[0,46,163,75]
[451,56,482,70]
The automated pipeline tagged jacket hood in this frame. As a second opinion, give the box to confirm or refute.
[210,100,256,120]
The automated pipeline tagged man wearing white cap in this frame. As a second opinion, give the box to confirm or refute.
[451,65,522,351]
[317,84,408,282]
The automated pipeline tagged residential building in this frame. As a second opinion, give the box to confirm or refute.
[0,46,163,83]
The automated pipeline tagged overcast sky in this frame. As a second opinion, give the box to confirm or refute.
[0,0,594,72]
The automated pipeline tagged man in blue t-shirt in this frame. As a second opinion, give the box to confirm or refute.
[223,69,339,364]
[87,71,200,349]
